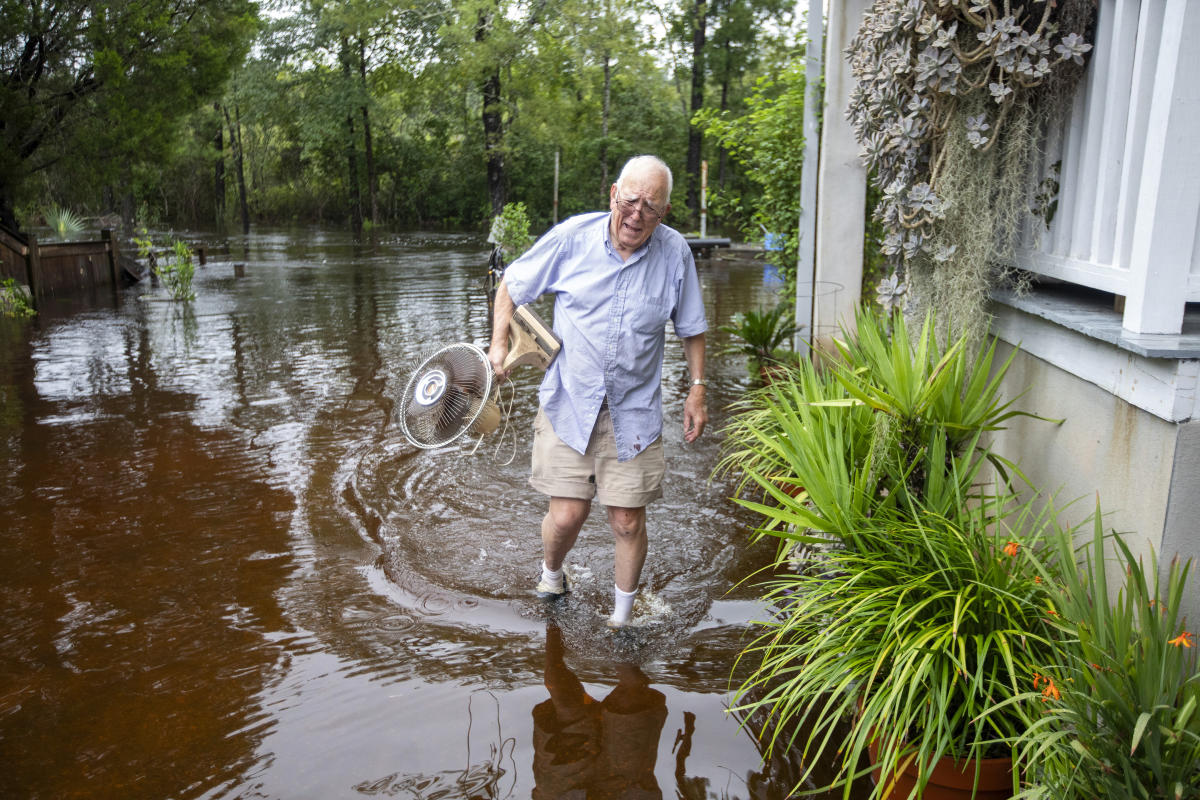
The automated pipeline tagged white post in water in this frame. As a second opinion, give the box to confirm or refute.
[553,149,560,225]
[794,0,824,353]
[699,160,708,239]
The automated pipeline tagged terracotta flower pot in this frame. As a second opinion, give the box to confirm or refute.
[868,739,1014,800]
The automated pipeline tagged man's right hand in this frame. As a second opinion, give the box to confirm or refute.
[489,278,516,381]
[489,341,509,381]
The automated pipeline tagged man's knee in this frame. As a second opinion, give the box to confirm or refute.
[607,506,646,539]
[548,498,589,534]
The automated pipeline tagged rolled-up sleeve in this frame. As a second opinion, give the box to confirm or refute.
[671,243,707,338]
[504,229,566,307]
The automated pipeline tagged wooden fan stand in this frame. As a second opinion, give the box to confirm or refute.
[472,305,562,436]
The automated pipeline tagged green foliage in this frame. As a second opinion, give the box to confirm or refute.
[717,308,1060,797]
[42,205,86,239]
[8,0,796,233]
[488,202,535,261]
[696,55,806,285]
[718,308,1043,526]
[0,279,35,319]
[0,0,260,228]
[718,302,797,376]
[137,236,196,302]
[1011,509,1200,800]
[732,495,1063,799]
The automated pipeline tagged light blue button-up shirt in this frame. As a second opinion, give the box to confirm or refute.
[503,212,707,462]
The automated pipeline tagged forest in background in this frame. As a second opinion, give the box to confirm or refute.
[2,0,803,242]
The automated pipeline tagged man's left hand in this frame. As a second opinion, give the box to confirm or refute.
[683,385,708,443]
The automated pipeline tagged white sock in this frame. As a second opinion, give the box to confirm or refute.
[611,584,637,624]
[541,561,563,589]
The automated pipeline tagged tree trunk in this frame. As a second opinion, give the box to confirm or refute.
[718,39,731,187]
[223,104,250,235]
[482,67,505,217]
[213,103,226,225]
[686,0,707,218]
[359,38,378,227]
[342,38,363,235]
[477,8,506,217]
[0,176,18,230]
[121,162,135,235]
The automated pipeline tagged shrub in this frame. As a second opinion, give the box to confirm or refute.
[488,202,535,263]
[1,278,35,318]
[136,236,196,302]
[1012,508,1200,799]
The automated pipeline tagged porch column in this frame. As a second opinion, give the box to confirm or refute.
[813,0,869,343]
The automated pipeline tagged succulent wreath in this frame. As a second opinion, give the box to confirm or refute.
[848,0,1095,333]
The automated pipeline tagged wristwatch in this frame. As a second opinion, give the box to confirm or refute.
[691,378,707,387]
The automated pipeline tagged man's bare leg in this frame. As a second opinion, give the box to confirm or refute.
[542,497,590,571]
[608,506,647,624]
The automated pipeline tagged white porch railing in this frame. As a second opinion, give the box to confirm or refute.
[1014,0,1200,335]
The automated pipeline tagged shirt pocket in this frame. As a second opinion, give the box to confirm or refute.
[628,295,672,335]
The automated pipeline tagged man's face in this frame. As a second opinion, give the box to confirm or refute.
[609,171,670,254]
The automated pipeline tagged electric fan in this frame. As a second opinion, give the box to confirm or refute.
[398,305,561,449]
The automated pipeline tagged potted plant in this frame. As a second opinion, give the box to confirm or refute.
[1009,508,1200,799]
[734,494,1062,799]
[720,308,1059,798]
[718,301,798,383]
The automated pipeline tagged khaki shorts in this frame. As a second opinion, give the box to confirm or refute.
[530,405,665,508]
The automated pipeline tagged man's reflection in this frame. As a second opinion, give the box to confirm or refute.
[532,624,668,800]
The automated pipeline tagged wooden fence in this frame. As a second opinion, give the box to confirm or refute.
[0,224,123,307]
[0,224,208,308]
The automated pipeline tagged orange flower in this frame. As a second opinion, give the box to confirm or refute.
[1034,576,1043,584]
[1003,541,1020,557]
[1168,631,1194,648]
[1040,676,1061,702]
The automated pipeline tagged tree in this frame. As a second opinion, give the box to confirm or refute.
[0,0,259,229]
[661,0,793,223]
[697,53,806,283]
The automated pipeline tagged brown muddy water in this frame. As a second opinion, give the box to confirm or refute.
[0,230,845,799]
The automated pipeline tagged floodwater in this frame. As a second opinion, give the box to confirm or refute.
[0,230,839,799]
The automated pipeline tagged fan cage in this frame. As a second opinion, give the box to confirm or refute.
[399,343,496,448]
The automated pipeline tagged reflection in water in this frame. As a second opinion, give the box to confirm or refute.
[533,623,668,800]
[354,691,518,799]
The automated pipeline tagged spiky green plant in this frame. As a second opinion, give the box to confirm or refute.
[1009,507,1200,800]
[718,307,1065,798]
[718,302,799,380]
[1,278,35,318]
[717,307,1047,530]
[43,205,86,239]
[730,490,1065,800]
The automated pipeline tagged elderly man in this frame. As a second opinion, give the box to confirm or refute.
[489,154,708,628]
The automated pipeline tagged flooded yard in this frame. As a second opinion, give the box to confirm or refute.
[0,230,818,799]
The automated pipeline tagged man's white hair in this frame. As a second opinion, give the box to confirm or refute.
[616,155,673,200]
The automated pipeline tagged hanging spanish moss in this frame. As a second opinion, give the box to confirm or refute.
[847,0,1097,342]
[909,94,1037,343]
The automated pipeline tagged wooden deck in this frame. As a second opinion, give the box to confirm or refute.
[685,237,731,259]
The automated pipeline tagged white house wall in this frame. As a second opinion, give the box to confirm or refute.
[988,339,1199,624]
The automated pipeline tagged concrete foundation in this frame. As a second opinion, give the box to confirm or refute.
[990,293,1200,625]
